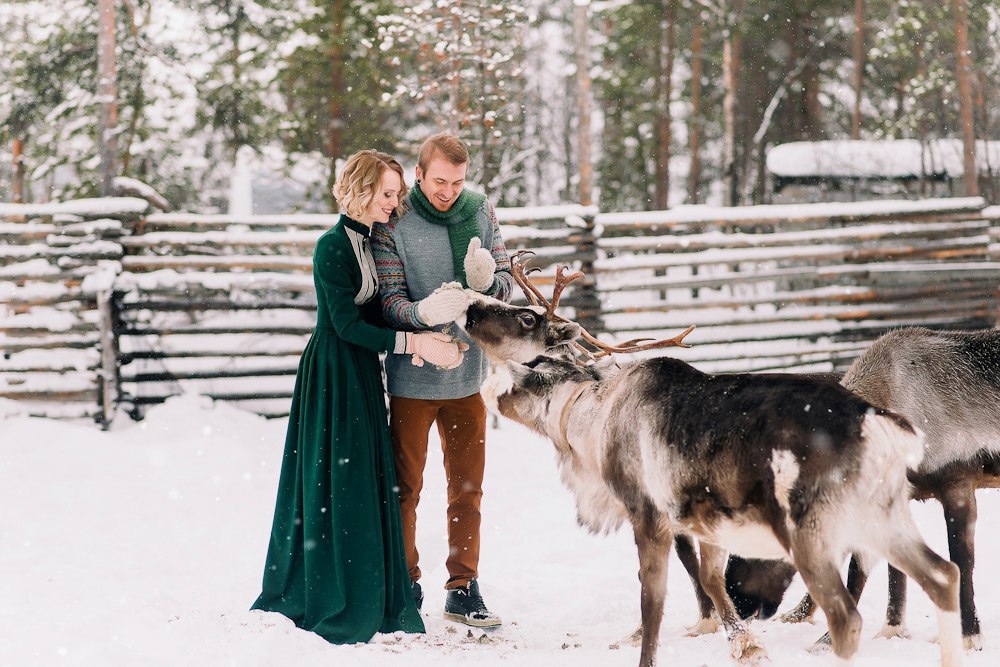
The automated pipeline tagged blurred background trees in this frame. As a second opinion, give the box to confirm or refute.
[1,0,997,211]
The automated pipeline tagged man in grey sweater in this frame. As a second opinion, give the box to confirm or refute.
[371,133,513,628]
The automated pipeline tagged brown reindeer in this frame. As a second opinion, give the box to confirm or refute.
[725,327,1000,652]
[458,262,963,667]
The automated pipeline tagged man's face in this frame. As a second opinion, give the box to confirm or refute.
[416,156,468,212]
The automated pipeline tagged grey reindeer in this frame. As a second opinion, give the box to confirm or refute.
[725,327,1000,653]
[457,262,963,667]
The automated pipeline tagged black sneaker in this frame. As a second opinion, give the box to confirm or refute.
[443,579,502,628]
[412,581,423,611]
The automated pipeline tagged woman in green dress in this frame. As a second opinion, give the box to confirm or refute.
[251,150,471,644]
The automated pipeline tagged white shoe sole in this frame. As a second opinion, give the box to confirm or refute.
[443,611,503,628]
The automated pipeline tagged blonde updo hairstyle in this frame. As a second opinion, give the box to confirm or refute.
[333,149,408,220]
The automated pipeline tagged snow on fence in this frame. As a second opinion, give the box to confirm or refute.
[594,197,1000,373]
[1,197,998,425]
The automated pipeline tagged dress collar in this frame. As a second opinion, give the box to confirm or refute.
[341,214,371,238]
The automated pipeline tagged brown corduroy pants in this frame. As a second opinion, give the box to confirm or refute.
[389,392,487,590]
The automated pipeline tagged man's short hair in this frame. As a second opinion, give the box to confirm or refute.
[417,133,470,171]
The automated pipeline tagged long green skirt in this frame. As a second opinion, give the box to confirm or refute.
[251,328,424,643]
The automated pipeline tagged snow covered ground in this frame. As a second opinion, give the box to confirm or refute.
[3,394,1000,666]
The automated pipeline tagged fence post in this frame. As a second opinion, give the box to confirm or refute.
[568,208,604,334]
[96,289,122,429]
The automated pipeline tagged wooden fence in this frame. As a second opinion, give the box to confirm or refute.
[2,196,998,425]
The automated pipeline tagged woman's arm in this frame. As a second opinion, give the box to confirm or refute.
[314,233,406,354]
[371,221,426,328]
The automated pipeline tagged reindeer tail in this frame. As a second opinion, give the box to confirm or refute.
[862,410,925,472]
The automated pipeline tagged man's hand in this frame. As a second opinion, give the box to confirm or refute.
[416,284,471,326]
[463,237,496,292]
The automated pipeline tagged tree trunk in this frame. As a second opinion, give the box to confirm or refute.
[787,6,821,140]
[479,60,494,198]
[654,0,677,210]
[800,13,821,139]
[574,0,593,207]
[851,0,865,139]
[12,138,25,203]
[723,0,745,206]
[953,0,978,196]
[687,19,704,204]
[326,0,346,196]
[975,67,996,203]
[564,76,575,202]
[97,0,119,197]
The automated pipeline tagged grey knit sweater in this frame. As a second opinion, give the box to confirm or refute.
[371,194,514,400]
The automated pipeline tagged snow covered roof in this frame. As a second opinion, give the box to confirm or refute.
[767,139,1000,179]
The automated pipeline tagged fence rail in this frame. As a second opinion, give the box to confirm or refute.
[1,197,997,425]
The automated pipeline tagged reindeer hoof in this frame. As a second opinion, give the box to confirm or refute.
[807,632,833,655]
[874,624,911,641]
[729,630,768,665]
[964,633,983,651]
[735,644,770,666]
[684,616,721,637]
[616,626,643,647]
[778,608,815,624]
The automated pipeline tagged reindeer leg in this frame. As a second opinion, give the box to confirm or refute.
[807,553,873,654]
[674,534,720,636]
[790,535,863,663]
[875,564,912,640]
[940,480,982,650]
[778,592,817,624]
[631,514,672,667]
[698,543,768,666]
[884,521,962,667]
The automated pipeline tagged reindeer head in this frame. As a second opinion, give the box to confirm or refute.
[480,353,598,435]
[462,251,696,365]
[461,296,581,363]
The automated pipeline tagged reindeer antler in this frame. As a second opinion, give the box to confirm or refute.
[509,252,695,361]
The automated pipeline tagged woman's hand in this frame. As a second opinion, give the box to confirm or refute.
[406,332,470,369]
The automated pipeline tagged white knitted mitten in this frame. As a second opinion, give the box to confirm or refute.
[416,285,470,326]
[463,237,496,292]
[407,332,468,369]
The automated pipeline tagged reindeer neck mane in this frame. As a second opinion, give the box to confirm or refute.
[543,377,629,534]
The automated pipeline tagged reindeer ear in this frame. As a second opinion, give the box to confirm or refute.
[546,320,581,347]
[591,356,621,380]
[505,359,532,384]
[505,359,546,393]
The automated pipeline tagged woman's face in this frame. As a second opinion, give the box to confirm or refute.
[359,168,402,226]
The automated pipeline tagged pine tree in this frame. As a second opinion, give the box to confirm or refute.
[192,2,293,161]
[378,0,532,201]
[276,0,402,200]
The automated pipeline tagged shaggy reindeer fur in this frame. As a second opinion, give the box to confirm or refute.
[726,327,1000,652]
[461,301,963,667]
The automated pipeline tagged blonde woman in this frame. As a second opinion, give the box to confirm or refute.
[251,150,470,643]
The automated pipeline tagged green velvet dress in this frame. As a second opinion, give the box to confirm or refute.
[251,215,424,643]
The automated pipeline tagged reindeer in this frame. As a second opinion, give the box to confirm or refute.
[458,257,963,667]
[724,327,1000,652]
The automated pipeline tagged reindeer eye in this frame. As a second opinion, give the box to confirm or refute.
[517,312,538,329]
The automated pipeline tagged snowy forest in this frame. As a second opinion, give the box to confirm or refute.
[2,0,999,214]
